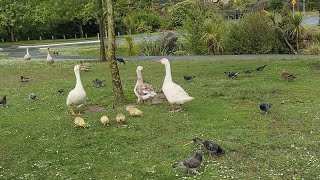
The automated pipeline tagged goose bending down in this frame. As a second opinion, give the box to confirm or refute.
[157,58,194,112]
[24,48,31,60]
[67,64,87,116]
[46,47,54,65]
[134,66,157,103]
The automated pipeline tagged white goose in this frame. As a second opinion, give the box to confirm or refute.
[134,66,157,103]
[46,47,54,65]
[157,58,194,112]
[24,48,31,60]
[67,64,87,116]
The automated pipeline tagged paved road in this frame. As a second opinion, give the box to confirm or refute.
[302,14,319,26]
[0,34,319,61]
[0,34,175,60]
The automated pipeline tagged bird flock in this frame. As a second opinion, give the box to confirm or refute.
[1,54,298,175]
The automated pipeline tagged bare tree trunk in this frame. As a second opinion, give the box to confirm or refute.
[278,28,297,55]
[107,0,124,103]
[79,24,84,38]
[98,0,107,62]
[7,23,15,42]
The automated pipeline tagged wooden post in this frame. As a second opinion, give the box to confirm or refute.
[39,36,42,40]
[28,37,30,41]
[63,34,66,39]
[97,33,100,40]
[75,34,77,38]
[1,38,4,42]
[85,33,88,38]
[52,35,54,40]
[118,32,120,36]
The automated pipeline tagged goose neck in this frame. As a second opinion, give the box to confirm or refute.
[136,70,143,83]
[74,69,83,88]
[164,63,172,82]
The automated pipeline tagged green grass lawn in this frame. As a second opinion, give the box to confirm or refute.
[1,56,320,179]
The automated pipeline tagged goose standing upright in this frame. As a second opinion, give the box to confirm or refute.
[157,58,194,112]
[46,47,54,65]
[67,64,87,116]
[134,66,157,103]
[24,48,31,60]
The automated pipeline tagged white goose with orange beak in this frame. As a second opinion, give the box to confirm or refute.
[67,64,87,116]
[157,58,194,112]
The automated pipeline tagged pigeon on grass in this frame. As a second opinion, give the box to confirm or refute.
[173,151,202,174]
[193,137,225,157]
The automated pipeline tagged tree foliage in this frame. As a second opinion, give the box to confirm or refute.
[269,0,284,11]
[0,0,169,41]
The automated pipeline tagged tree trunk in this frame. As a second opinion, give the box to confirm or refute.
[296,31,299,54]
[279,28,297,55]
[107,0,124,103]
[7,23,15,42]
[97,0,107,62]
[79,24,84,38]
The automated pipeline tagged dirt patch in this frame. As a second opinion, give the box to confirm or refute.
[312,66,320,72]
[151,93,167,104]
[84,104,108,113]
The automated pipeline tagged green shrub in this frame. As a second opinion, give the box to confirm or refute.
[303,42,320,55]
[314,32,320,42]
[170,0,196,27]
[139,32,178,56]
[123,10,163,34]
[269,0,284,11]
[226,12,285,54]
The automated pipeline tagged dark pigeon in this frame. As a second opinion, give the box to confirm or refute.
[58,89,64,95]
[0,95,6,107]
[116,58,125,65]
[259,103,271,114]
[256,65,267,72]
[225,72,238,78]
[29,93,37,100]
[184,75,195,82]
[193,137,225,157]
[93,79,105,88]
[20,76,30,82]
[243,70,254,75]
[173,151,202,174]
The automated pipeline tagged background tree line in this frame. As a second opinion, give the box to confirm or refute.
[0,0,319,55]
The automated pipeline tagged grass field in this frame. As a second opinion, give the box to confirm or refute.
[1,56,320,179]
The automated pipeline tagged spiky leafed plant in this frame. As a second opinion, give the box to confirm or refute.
[263,10,297,54]
[200,19,226,55]
[290,12,305,53]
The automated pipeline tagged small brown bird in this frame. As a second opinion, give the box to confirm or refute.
[100,115,109,126]
[281,70,296,82]
[116,113,125,124]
